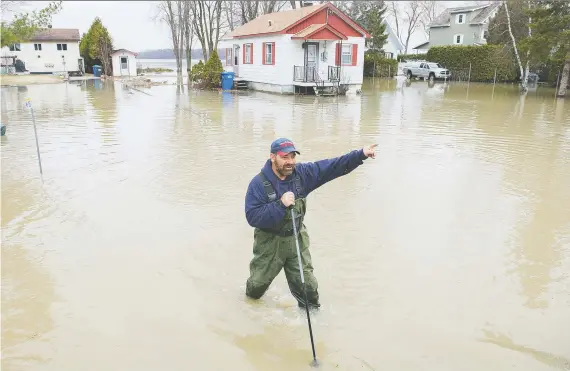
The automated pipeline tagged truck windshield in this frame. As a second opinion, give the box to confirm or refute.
[428,63,442,69]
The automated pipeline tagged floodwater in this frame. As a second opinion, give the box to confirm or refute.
[1,78,569,371]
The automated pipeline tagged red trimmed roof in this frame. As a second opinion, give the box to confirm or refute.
[221,2,370,40]
[291,24,347,40]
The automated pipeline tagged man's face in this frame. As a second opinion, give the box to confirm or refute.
[271,151,297,177]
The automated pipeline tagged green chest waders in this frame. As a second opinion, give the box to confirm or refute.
[245,173,320,309]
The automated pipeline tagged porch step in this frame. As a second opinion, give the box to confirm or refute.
[313,85,339,97]
[235,80,248,90]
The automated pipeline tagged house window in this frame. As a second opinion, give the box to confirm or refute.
[456,14,466,24]
[34,43,42,51]
[9,43,21,51]
[225,48,233,66]
[384,52,394,59]
[453,34,464,44]
[57,43,67,51]
[341,44,352,65]
[263,42,274,65]
[243,43,252,64]
[120,57,128,69]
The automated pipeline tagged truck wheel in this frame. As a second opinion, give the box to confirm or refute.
[407,71,413,79]
[429,73,435,82]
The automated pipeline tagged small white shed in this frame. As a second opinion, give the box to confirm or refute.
[111,49,137,77]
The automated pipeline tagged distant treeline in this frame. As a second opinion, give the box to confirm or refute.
[136,48,226,60]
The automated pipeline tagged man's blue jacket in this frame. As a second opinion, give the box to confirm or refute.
[245,149,367,229]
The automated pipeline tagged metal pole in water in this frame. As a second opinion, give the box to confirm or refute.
[26,98,43,175]
[291,208,319,368]
[468,62,472,85]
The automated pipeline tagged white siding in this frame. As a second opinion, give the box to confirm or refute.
[220,34,294,87]
[219,34,365,94]
[1,41,81,73]
[382,38,401,60]
[111,52,137,77]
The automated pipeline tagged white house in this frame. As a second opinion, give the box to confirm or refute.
[1,28,84,75]
[218,2,371,95]
[111,49,138,77]
[378,19,404,60]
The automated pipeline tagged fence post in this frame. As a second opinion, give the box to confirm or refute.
[492,68,497,99]
[389,64,391,78]
[373,61,376,79]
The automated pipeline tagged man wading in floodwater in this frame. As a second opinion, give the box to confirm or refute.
[244,138,377,309]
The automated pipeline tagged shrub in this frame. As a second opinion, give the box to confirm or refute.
[190,60,205,83]
[204,50,223,88]
[426,45,518,82]
[364,51,398,77]
[397,53,427,62]
[189,50,224,89]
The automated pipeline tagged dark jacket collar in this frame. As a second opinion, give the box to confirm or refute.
[261,159,296,184]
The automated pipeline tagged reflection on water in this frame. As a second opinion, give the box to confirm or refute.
[1,244,55,371]
[480,329,570,370]
[1,78,569,370]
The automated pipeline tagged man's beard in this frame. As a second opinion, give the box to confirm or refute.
[276,163,295,177]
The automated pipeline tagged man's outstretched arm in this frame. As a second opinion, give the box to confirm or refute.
[301,144,377,194]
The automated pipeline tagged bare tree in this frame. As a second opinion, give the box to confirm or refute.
[223,1,239,31]
[190,0,223,61]
[389,1,424,54]
[222,0,290,34]
[388,2,404,47]
[402,1,424,54]
[418,1,444,37]
[239,1,260,24]
[0,0,23,12]
[156,1,183,75]
[261,0,281,14]
[183,1,194,72]
[99,37,113,77]
[505,1,529,92]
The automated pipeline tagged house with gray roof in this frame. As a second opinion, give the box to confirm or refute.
[1,27,84,75]
[412,3,501,52]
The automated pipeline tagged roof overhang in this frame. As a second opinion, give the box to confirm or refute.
[112,49,137,56]
[222,2,371,40]
[291,24,347,40]
[449,5,488,14]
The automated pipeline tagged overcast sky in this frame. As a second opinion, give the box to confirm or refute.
[3,1,478,53]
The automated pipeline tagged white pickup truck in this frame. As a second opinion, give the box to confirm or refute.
[402,61,451,81]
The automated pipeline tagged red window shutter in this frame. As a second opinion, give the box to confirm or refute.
[335,43,341,66]
[243,45,245,64]
[272,43,275,65]
[250,44,253,64]
[262,42,266,64]
[352,44,357,66]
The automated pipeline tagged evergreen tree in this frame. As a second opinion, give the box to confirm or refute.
[80,17,114,75]
[349,1,388,52]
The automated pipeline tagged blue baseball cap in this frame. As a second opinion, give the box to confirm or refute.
[271,138,300,156]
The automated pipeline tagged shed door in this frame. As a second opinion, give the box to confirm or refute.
[120,57,129,75]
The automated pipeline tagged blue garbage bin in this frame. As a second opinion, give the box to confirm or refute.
[221,71,235,90]
[93,65,102,77]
